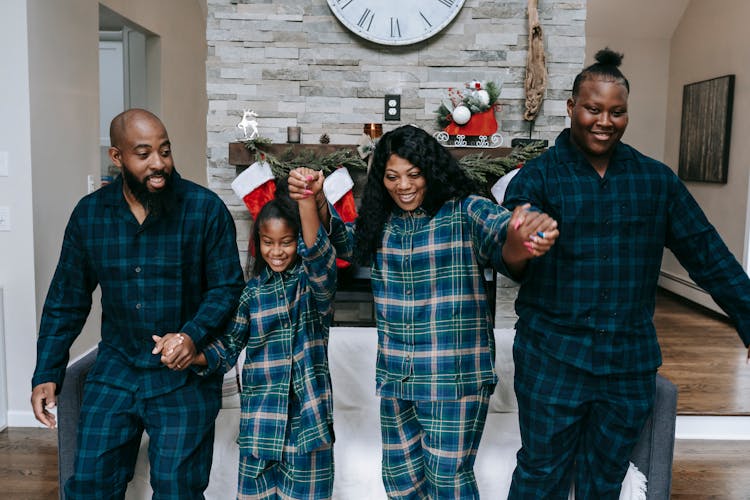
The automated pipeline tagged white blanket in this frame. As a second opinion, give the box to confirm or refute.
[126,327,645,499]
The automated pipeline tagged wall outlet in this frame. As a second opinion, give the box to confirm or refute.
[87,175,98,194]
[384,95,401,121]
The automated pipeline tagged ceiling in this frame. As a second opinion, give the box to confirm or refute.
[586,0,690,39]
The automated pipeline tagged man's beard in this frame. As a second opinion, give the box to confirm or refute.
[122,166,176,218]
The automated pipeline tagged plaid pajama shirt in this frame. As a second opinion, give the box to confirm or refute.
[202,225,338,497]
[370,195,512,496]
[504,129,750,497]
[33,172,244,498]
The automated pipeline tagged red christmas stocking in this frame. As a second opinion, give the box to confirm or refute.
[323,167,357,269]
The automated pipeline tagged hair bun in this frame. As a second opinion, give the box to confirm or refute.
[594,48,624,67]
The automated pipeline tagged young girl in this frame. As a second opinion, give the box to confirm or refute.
[188,168,338,499]
[354,125,559,498]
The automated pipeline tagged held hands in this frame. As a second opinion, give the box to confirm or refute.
[152,333,197,371]
[503,204,559,271]
[288,167,324,203]
[509,204,559,258]
[31,382,58,429]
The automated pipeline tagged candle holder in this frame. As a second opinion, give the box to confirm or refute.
[287,126,301,143]
[363,123,383,139]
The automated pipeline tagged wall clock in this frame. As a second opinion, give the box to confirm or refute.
[326,0,466,46]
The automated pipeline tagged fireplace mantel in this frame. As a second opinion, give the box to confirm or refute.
[228,142,514,168]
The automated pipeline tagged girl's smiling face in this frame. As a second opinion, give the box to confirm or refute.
[259,217,298,272]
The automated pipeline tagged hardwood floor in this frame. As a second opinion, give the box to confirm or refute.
[0,427,58,499]
[655,289,750,415]
[671,439,750,499]
[2,289,750,498]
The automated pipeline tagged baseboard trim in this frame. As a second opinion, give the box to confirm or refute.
[658,271,724,315]
[676,415,750,440]
[8,410,49,428]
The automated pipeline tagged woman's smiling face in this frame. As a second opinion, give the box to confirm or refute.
[383,154,426,212]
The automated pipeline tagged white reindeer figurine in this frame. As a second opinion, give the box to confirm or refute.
[237,109,259,140]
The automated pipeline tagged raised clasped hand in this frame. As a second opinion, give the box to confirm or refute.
[288,167,323,202]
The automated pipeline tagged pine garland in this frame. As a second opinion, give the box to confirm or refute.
[459,140,546,185]
[241,137,368,178]
[241,137,546,197]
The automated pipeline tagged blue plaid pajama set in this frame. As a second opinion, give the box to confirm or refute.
[32,172,244,499]
[202,225,339,499]
[504,129,750,499]
[371,196,512,499]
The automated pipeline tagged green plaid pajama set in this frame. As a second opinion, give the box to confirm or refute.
[32,172,244,498]
[202,225,338,499]
[370,196,512,499]
[504,129,750,498]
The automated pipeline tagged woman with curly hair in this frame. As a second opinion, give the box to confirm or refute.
[354,124,559,498]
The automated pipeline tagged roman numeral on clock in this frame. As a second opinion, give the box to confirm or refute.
[390,17,401,38]
[357,8,374,30]
[437,0,455,7]
[338,0,354,8]
[420,11,432,28]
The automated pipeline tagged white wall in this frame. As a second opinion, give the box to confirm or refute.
[0,0,207,426]
[660,0,750,312]
[0,0,37,427]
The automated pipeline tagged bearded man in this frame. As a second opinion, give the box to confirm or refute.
[31,108,244,499]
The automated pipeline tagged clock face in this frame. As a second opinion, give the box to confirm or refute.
[327,0,466,46]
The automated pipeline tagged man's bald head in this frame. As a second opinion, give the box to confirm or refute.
[109,108,166,149]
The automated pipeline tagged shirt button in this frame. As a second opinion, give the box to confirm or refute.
[406,289,411,295]
[283,323,289,329]
[603,255,609,260]
[135,303,142,310]
[598,329,606,335]
[135,266,142,273]
[405,355,411,361]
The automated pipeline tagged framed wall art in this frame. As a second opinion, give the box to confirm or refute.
[678,74,735,184]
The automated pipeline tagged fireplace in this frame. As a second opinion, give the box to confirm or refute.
[228,142,511,327]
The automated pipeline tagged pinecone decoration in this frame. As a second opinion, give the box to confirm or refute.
[319,133,330,144]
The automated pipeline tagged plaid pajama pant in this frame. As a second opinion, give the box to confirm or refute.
[380,387,491,500]
[509,332,655,499]
[65,379,221,499]
[237,445,334,499]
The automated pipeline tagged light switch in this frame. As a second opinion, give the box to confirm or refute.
[0,206,10,231]
[0,152,8,177]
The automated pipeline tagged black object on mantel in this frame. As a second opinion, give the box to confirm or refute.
[511,138,548,148]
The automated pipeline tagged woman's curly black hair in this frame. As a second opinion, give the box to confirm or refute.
[249,178,301,277]
[353,124,478,264]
